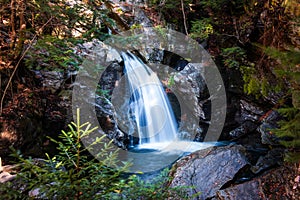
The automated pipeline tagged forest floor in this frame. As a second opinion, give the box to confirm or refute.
[261,162,300,199]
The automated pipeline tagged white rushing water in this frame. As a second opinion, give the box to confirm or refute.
[121,52,178,147]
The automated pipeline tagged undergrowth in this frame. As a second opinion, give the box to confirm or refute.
[0,109,192,199]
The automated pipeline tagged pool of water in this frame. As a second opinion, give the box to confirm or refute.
[118,141,225,173]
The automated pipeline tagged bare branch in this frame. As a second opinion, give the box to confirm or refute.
[181,0,188,35]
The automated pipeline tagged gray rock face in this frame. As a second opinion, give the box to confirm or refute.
[170,145,249,199]
[134,8,152,27]
[170,63,207,140]
[215,179,262,200]
[172,63,206,120]
[0,171,16,183]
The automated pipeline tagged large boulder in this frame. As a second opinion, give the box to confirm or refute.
[169,145,249,199]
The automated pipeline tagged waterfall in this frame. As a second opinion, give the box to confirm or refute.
[121,52,178,148]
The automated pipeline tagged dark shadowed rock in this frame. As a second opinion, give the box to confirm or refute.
[169,145,249,199]
[95,96,127,149]
[250,148,284,174]
[257,110,282,145]
[228,100,264,139]
[229,121,258,138]
[215,164,299,200]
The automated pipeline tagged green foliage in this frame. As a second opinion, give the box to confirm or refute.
[265,47,300,67]
[25,36,81,71]
[221,46,267,97]
[190,19,213,41]
[260,46,300,162]
[0,109,130,199]
[154,25,168,40]
[20,0,123,71]
[31,0,113,39]
[168,74,175,87]
[116,168,193,200]
[1,0,116,72]
[221,47,248,69]
[244,76,261,97]
[264,47,300,86]
[96,87,111,99]
[130,24,143,30]
[231,44,300,162]
[274,107,300,162]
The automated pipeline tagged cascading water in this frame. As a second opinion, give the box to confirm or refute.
[121,52,178,149]
[111,51,224,172]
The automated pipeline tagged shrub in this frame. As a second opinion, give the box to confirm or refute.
[190,19,213,41]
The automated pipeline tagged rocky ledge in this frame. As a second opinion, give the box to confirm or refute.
[169,145,300,200]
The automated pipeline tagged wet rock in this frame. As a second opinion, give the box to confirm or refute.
[99,62,123,94]
[257,110,281,145]
[162,51,189,71]
[74,39,103,57]
[73,40,125,147]
[95,96,127,149]
[238,100,264,123]
[264,91,285,105]
[173,63,206,101]
[147,48,164,63]
[169,145,249,199]
[226,100,264,140]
